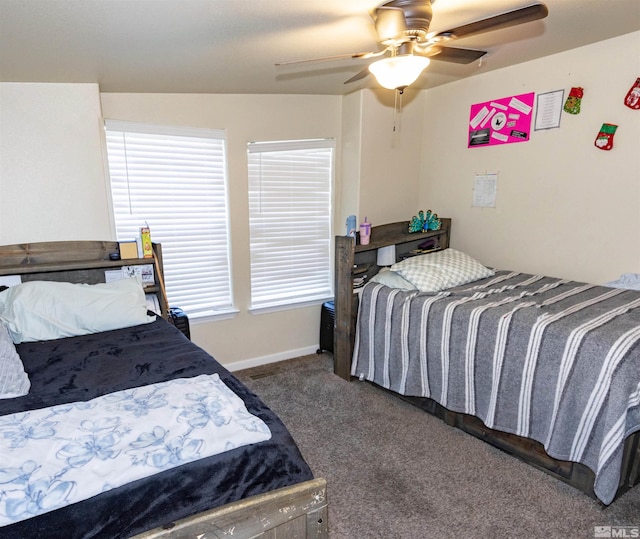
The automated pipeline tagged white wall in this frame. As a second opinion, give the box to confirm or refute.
[0,83,111,244]
[2,32,638,369]
[358,89,425,227]
[419,32,640,284]
[338,91,363,232]
[339,89,425,230]
[0,87,342,369]
[99,93,343,368]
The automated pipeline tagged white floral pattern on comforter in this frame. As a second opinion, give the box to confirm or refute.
[0,374,271,526]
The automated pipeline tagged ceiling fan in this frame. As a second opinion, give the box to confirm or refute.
[276,0,549,91]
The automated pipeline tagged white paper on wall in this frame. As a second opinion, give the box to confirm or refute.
[473,173,498,208]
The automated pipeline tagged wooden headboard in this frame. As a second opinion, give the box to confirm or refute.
[0,240,169,319]
[333,219,452,380]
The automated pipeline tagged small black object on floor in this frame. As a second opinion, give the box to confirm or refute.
[317,301,334,354]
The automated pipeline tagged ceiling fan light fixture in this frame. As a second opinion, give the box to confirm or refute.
[368,55,430,90]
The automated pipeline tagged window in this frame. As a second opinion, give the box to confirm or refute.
[104,120,233,318]
[247,139,334,311]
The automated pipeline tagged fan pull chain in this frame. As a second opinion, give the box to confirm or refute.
[393,89,404,132]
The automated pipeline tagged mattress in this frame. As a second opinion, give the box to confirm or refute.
[352,270,640,504]
[0,317,313,538]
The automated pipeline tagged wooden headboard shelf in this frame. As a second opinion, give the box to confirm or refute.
[0,240,169,319]
[333,218,451,380]
[0,256,158,276]
[353,221,445,253]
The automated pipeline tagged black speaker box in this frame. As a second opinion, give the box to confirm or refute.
[169,307,191,340]
[317,301,335,354]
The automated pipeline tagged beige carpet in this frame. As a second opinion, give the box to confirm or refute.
[236,353,640,539]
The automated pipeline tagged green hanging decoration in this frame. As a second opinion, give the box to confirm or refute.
[563,87,584,115]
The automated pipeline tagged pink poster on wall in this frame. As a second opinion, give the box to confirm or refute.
[468,92,535,148]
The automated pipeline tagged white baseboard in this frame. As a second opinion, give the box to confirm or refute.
[225,345,321,372]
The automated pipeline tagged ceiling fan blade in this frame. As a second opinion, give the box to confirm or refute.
[420,45,487,65]
[431,2,548,42]
[374,6,408,45]
[275,50,380,68]
[344,68,371,85]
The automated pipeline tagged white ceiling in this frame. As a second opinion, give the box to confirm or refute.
[1,0,639,95]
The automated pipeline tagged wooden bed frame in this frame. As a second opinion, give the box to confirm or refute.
[334,221,640,505]
[0,240,329,539]
[396,392,640,505]
[133,479,328,539]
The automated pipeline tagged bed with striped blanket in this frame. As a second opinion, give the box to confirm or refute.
[351,270,640,505]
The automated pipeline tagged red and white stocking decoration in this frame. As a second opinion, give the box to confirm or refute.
[624,78,640,110]
[594,123,617,151]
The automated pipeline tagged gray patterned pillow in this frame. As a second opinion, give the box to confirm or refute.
[390,248,494,292]
[0,321,30,398]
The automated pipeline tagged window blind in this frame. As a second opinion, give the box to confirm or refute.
[104,120,233,317]
[247,139,334,310]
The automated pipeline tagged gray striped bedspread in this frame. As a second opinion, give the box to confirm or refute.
[351,270,640,504]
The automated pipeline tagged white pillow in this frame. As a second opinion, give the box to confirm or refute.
[0,277,155,344]
[0,322,30,398]
[369,268,417,290]
[390,248,494,292]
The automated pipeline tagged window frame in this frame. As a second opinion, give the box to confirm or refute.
[246,138,335,313]
[103,119,237,321]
